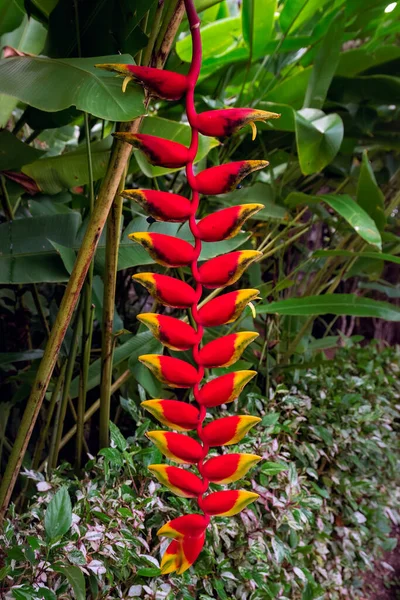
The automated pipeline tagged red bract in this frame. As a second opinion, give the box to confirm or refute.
[202,453,261,483]
[195,108,280,138]
[120,189,192,222]
[132,273,196,308]
[112,133,190,168]
[198,250,262,288]
[141,399,199,431]
[148,465,204,498]
[95,64,187,100]
[125,0,277,575]
[139,355,199,388]
[146,431,203,464]
[196,204,263,241]
[137,315,198,351]
[197,332,258,368]
[197,370,257,407]
[197,289,260,326]
[195,160,268,195]
[129,232,195,267]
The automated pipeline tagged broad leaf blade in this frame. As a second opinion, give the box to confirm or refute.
[44,487,72,541]
[295,109,344,175]
[22,137,113,194]
[303,10,345,109]
[356,151,386,231]
[242,0,277,59]
[321,194,382,249]
[0,213,81,284]
[0,54,145,121]
[257,294,400,321]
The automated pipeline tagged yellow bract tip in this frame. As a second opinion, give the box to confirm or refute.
[248,302,257,319]
[122,75,133,93]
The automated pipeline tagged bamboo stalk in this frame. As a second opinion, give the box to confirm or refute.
[76,303,94,468]
[75,110,96,469]
[48,307,82,471]
[32,362,66,470]
[99,178,124,449]
[39,370,131,472]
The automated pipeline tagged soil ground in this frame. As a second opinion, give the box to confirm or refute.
[362,529,400,599]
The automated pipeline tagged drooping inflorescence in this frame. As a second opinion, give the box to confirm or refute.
[97,0,279,575]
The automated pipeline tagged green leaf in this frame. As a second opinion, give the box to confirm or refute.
[0,0,25,36]
[303,10,345,109]
[267,67,312,110]
[109,421,127,452]
[30,0,59,17]
[242,0,277,59]
[313,250,400,265]
[336,45,400,77]
[44,487,72,541]
[0,213,81,284]
[279,0,331,33]
[359,281,400,299]
[0,16,47,126]
[134,117,219,178]
[69,331,159,398]
[56,566,85,600]
[49,241,76,274]
[271,536,286,564]
[0,130,45,171]
[22,137,113,194]
[0,350,44,365]
[195,0,225,11]
[257,294,400,321]
[295,109,343,175]
[176,16,242,63]
[98,447,123,466]
[137,567,161,577]
[356,151,386,231]
[321,194,382,249]
[0,54,145,121]
[261,462,288,475]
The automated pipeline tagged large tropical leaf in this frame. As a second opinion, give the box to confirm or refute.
[22,137,113,194]
[0,54,145,121]
[321,194,382,249]
[295,109,343,175]
[0,130,45,171]
[0,213,81,283]
[0,16,47,126]
[303,10,345,109]
[257,294,400,321]
[242,0,277,59]
[356,151,386,231]
[0,0,25,36]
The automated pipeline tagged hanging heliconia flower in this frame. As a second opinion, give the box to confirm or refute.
[97,0,279,576]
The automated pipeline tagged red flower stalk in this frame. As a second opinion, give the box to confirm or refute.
[116,0,278,575]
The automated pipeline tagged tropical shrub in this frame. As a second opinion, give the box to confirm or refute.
[0,343,399,599]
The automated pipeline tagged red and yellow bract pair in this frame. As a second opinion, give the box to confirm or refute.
[97,0,279,576]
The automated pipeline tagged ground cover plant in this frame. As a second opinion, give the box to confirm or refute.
[0,0,400,597]
[1,343,399,599]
